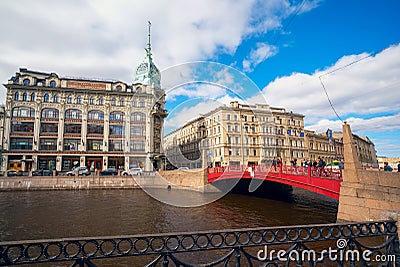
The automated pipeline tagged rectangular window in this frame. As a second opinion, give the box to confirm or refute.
[10,138,33,150]
[87,124,104,134]
[109,125,124,135]
[227,114,231,120]
[64,124,81,134]
[109,140,124,151]
[11,121,34,133]
[40,123,58,133]
[87,139,103,151]
[64,139,80,151]
[130,139,145,152]
[130,125,146,136]
[39,138,57,151]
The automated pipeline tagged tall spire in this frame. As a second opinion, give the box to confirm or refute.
[146,20,152,60]
[133,20,161,88]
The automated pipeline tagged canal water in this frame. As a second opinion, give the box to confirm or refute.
[0,187,338,265]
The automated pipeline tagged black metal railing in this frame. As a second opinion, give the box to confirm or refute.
[1,220,399,266]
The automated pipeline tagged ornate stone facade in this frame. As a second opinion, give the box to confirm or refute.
[2,33,167,173]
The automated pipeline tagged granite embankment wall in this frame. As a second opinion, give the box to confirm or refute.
[337,124,400,222]
[0,175,140,190]
[0,170,210,191]
[158,169,207,187]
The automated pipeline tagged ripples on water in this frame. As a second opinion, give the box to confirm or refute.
[0,187,338,266]
[0,187,337,241]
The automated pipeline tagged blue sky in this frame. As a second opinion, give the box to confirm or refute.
[0,0,399,157]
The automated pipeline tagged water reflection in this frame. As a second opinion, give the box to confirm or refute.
[0,188,337,242]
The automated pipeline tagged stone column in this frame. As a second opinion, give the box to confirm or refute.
[81,104,88,151]
[103,105,110,152]
[80,156,85,167]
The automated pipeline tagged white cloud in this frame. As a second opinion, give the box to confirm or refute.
[0,0,320,104]
[242,43,278,72]
[250,44,400,126]
[305,113,400,133]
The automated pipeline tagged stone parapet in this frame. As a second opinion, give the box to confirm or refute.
[337,123,400,223]
[0,175,139,190]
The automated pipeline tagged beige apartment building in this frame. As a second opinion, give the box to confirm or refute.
[164,101,378,169]
[164,101,309,168]
[305,130,344,163]
[164,101,276,169]
[1,33,167,173]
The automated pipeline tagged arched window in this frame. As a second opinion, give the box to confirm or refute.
[111,98,116,106]
[88,110,104,120]
[136,87,142,93]
[49,80,56,87]
[43,93,50,103]
[22,92,27,101]
[110,111,125,121]
[89,97,95,105]
[119,98,125,106]
[23,79,30,86]
[76,95,82,104]
[67,95,72,104]
[98,97,104,106]
[14,92,19,101]
[30,93,35,102]
[12,106,35,118]
[53,94,59,103]
[138,100,145,108]
[41,108,59,119]
[115,85,122,91]
[65,109,82,119]
[131,112,146,122]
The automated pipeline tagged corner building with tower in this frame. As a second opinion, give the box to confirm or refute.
[1,31,167,173]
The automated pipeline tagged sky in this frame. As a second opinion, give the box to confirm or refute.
[0,0,399,157]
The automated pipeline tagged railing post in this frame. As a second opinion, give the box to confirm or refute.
[393,234,400,266]
[162,254,169,267]
[234,247,241,267]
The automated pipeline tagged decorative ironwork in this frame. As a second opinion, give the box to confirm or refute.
[1,220,399,266]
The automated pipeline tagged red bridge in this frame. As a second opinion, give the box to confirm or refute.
[207,165,342,200]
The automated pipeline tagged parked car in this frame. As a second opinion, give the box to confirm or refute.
[122,168,142,176]
[66,166,90,176]
[100,168,118,176]
[6,170,23,177]
[32,169,53,176]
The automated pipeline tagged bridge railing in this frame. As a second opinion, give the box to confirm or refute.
[1,220,399,266]
[207,164,342,180]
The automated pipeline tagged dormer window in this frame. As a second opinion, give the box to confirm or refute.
[115,85,122,92]
[136,87,142,93]
[23,79,30,86]
[50,80,56,87]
